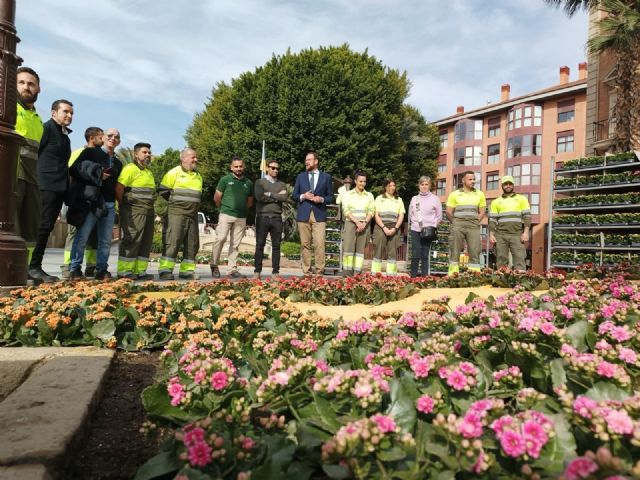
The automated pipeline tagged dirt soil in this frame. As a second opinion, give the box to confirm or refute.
[63,351,164,480]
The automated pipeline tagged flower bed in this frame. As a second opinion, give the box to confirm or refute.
[136,270,640,479]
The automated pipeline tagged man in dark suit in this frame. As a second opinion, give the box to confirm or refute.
[28,99,74,283]
[292,151,333,275]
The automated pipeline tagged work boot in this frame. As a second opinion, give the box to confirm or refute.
[60,264,70,280]
[85,265,96,278]
[228,269,244,279]
[28,267,59,283]
[159,272,175,281]
[137,273,154,281]
[95,271,112,281]
[69,269,84,281]
[179,272,200,280]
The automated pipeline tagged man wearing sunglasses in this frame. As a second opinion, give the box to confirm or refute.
[253,161,288,279]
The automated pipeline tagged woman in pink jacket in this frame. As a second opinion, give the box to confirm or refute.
[408,176,442,277]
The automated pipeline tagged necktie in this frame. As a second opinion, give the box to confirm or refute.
[310,172,315,191]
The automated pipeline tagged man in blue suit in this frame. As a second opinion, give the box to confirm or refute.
[293,151,334,275]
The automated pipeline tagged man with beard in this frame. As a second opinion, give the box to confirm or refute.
[489,175,531,271]
[158,148,203,281]
[60,126,105,279]
[115,142,155,280]
[28,99,74,283]
[15,67,44,275]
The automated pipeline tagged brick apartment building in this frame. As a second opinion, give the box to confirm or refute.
[434,64,588,272]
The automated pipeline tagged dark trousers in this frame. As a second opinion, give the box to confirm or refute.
[254,215,283,273]
[410,229,432,277]
[30,190,65,268]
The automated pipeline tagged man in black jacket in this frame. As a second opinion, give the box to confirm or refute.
[28,99,74,283]
[68,128,123,280]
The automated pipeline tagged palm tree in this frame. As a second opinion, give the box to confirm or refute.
[546,0,640,151]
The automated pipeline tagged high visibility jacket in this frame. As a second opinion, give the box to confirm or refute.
[374,194,405,225]
[446,188,486,222]
[158,165,203,216]
[489,193,531,234]
[343,189,374,222]
[15,101,43,184]
[68,147,85,167]
[117,162,156,215]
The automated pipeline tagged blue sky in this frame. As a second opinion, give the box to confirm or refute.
[17,0,588,154]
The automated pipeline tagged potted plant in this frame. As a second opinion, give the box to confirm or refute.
[558,158,581,170]
[630,234,640,247]
[551,251,575,264]
[603,234,628,246]
[554,177,575,189]
[575,233,599,246]
[552,233,575,245]
[579,156,604,168]
[605,152,636,165]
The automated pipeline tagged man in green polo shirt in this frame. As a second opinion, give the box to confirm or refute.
[210,157,254,278]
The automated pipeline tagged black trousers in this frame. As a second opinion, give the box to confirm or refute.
[410,229,433,277]
[30,190,65,268]
[254,215,283,273]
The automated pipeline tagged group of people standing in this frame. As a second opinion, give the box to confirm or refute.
[14,66,531,284]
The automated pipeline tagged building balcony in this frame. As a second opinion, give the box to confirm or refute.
[592,118,616,150]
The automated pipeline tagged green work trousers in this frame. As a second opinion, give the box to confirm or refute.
[371,224,400,274]
[117,207,154,276]
[159,213,199,274]
[449,219,481,274]
[495,233,526,271]
[342,220,369,273]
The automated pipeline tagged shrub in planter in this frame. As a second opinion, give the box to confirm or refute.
[603,234,628,246]
[551,251,575,264]
[579,155,604,168]
[559,158,581,170]
[552,233,575,245]
[281,242,301,258]
[575,234,599,245]
[606,151,636,165]
[554,178,575,189]
[630,234,640,247]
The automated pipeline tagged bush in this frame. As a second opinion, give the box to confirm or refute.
[281,241,301,257]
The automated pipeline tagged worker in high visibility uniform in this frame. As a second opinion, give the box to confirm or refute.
[60,126,105,279]
[371,178,405,275]
[15,67,44,271]
[445,171,486,275]
[489,175,531,271]
[342,171,374,275]
[115,142,155,280]
[335,176,352,222]
[157,148,203,280]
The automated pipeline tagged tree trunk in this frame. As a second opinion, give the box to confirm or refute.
[613,35,640,152]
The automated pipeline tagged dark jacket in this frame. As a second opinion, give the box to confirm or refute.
[73,147,123,202]
[37,119,71,192]
[66,160,104,227]
[292,170,334,222]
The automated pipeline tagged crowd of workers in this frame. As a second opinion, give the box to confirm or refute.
[14,66,532,284]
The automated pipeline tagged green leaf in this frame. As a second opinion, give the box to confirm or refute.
[387,376,419,432]
[585,381,631,401]
[312,392,341,431]
[565,320,588,351]
[37,317,53,345]
[250,434,296,480]
[377,446,407,462]
[464,292,479,304]
[134,451,180,480]
[89,319,116,342]
[532,413,576,474]
[322,464,351,479]
[141,383,192,423]
[550,358,567,388]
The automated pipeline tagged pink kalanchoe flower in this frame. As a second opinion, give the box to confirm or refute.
[446,370,468,391]
[193,368,207,385]
[618,347,637,364]
[595,340,613,351]
[561,344,578,356]
[315,360,329,373]
[353,382,373,398]
[335,329,349,341]
[596,361,617,378]
[458,416,483,438]
[242,437,255,450]
[539,322,557,335]
[183,427,206,446]
[610,326,633,342]
[459,362,477,375]
[168,379,186,406]
[411,357,431,378]
[499,430,526,458]
[604,409,634,435]
[210,371,229,390]
[564,457,598,480]
[573,396,598,419]
[416,395,435,414]
[371,414,397,433]
[188,441,213,467]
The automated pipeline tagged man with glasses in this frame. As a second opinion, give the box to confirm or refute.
[253,160,288,279]
[210,157,253,278]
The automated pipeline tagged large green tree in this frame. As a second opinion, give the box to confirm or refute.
[546,0,640,151]
[186,44,440,206]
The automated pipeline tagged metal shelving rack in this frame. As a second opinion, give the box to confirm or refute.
[324,204,342,275]
[547,152,640,270]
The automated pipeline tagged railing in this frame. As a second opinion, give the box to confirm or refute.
[592,118,616,143]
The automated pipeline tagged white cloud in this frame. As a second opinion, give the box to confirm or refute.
[16,0,588,150]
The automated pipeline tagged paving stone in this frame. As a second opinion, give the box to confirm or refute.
[0,348,114,467]
[0,464,51,479]
[0,360,40,402]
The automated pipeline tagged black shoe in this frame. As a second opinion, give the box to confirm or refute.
[210,265,221,278]
[137,273,154,281]
[70,269,84,281]
[118,273,137,280]
[28,267,59,283]
[159,272,175,281]
[228,269,244,279]
[95,271,112,281]
[178,272,199,280]
[85,265,96,278]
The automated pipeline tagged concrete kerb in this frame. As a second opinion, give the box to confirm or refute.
[0,347,114,478]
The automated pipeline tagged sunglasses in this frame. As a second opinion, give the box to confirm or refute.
[106,134,120,139]
[268,166,279,170]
